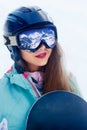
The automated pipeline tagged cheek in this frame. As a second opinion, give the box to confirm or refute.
[48,49,52,57]
[20,51,33,61]
[22,55,32,62]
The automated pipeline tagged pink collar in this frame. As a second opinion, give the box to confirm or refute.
[24,71,44,85]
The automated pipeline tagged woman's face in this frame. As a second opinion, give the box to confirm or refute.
[20,45,52,71]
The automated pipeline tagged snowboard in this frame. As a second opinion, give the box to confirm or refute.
[26,90,87,130]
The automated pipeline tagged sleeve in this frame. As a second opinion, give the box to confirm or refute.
[68,72,82,97]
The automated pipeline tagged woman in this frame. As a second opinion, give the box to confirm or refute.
[0,6,80,130]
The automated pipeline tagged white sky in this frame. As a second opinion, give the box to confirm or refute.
[0,0,87,100]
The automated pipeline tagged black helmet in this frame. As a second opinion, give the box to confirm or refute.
[3,6,57,61]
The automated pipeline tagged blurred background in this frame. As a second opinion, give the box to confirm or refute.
[0,0,87,100]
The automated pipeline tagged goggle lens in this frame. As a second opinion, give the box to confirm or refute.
[18,27,56,52]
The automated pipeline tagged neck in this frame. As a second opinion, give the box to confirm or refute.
[27,64,41,72]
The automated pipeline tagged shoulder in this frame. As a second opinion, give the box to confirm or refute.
[67,72,81,96]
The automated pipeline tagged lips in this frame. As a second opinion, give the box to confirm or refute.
[35,52,46,58]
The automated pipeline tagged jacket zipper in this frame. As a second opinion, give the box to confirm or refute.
[23,73,40,98]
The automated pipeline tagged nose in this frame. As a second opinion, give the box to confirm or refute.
[37,39,47,51]
[38,44,46,51]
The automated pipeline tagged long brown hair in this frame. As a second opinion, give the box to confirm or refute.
[18,43,72,93]
[43,43,72,93]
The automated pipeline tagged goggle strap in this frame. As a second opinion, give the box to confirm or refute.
[4,36,17,46]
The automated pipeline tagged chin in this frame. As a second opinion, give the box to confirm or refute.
[37,61,48,67]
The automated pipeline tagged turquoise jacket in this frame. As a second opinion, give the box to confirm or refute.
[0,65,81,130]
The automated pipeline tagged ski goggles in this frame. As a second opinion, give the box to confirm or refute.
[17,27,57,52]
